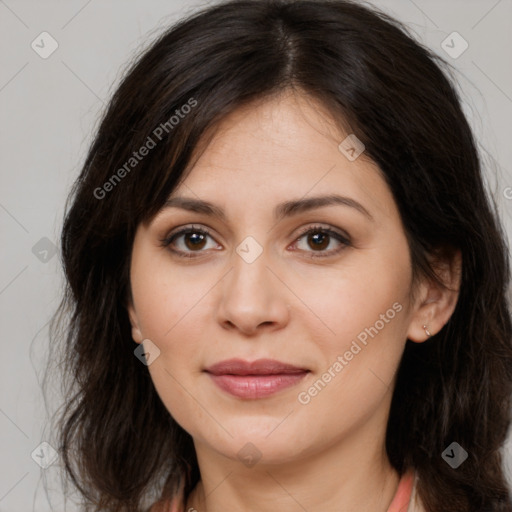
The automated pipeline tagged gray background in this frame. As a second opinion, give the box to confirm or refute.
[1,0,511,510]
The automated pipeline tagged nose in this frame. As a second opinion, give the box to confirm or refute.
[216,250,291,336]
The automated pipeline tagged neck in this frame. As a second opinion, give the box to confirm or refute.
[185,416,400,512]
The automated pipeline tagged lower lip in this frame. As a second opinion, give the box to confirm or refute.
[207,372,309,399]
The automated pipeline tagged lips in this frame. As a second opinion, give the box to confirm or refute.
[204,358,310,399]
[204,358,308,376]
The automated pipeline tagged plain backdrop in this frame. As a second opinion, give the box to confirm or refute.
[1,0,511,510]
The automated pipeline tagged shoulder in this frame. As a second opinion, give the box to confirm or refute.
[150,478,186,512]
[148,500,170,512]
[149,495,183,512]
[408,472,426,512]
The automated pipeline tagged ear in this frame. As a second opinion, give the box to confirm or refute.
[126,297,144,344]
[407,247,462,343]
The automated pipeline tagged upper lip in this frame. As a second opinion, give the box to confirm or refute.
[205,358,309,376]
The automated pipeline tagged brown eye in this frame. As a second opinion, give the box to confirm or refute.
[160,223,351,260]
[182,231,208,251]
[292,225,351,258]
[160,225,218,258]
[307,231,330,251]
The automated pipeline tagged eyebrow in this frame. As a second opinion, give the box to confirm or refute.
[161,194,374,222]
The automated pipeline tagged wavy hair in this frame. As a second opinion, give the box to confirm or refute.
[46,1,512,510]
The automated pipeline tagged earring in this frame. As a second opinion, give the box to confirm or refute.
[422,324,432,337]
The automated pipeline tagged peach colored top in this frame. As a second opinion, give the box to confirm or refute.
[151,469,418,512]
[387,470,415,512]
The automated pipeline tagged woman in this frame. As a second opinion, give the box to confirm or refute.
[48,0,512,511]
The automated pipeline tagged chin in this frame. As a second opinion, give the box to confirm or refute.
[200,422,310,464]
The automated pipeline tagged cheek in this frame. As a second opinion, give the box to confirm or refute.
[295,253,410,354]
[130,248,207,340]
[147,362,210,442]
[292,294,407,447]
[129,249,210,404]
[291,247,411,420]
[133,284,209,434]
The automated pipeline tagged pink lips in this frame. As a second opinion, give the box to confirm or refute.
[204,358,309,399]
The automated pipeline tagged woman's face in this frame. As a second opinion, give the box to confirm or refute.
[128,90,426,466]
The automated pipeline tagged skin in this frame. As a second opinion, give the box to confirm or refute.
[127,88,461,512]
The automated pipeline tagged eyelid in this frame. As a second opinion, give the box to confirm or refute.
[289,224,351,258]
[292,223,350,243]
[160,222,352,259]
[159,224,219,251]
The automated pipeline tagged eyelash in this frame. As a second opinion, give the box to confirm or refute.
[159,223,351,260]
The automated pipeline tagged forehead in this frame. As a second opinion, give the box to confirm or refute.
[159,90,398,224]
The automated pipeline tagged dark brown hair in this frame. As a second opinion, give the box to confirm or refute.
[46,1,512,510]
